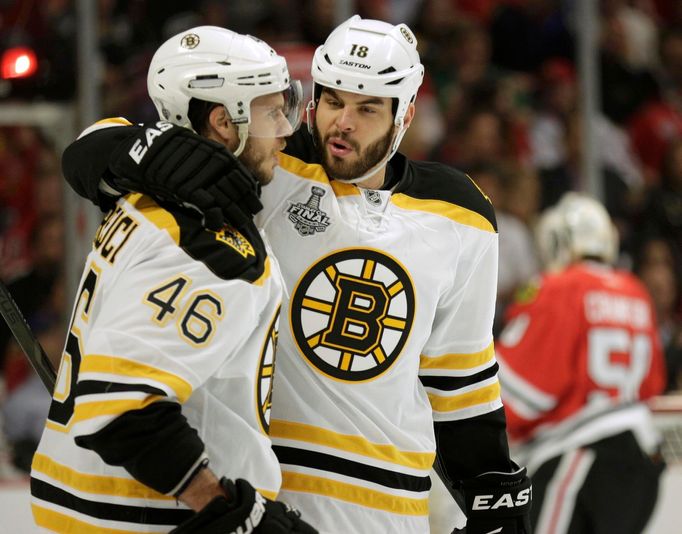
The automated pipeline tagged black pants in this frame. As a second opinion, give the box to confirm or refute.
[530,431,664,534]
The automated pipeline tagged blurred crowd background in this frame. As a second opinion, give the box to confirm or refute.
[0,0,681,474]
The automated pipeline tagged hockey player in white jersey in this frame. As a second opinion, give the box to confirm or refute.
[60,16,531,534]
[31,26,317,533]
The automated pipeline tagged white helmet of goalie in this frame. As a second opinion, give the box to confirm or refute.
[534,205,572,273]
[147,26,303,155]
[309,15,424,164]
[556,192,619,265]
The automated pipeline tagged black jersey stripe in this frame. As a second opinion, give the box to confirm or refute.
[76,380,168,398]
[420,363,500,392]
[30,478,193,525]
[273,445,431,492]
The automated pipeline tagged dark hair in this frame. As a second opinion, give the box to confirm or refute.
[187,98,221,135]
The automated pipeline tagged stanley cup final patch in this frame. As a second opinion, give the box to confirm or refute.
[286,186,331,236]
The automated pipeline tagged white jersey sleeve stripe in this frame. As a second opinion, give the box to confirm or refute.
[497,353,557,412]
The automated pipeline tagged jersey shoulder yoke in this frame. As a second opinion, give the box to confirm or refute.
[127,193,269,283]
[396,161,497,233]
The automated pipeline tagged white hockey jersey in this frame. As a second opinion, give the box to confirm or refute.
[31,193,283,533]
[258,152,502,534]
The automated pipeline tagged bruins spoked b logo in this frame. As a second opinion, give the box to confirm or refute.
[257,306,280,434]
[290,248,415,381]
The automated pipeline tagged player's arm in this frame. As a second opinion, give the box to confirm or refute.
[62,119,262,230]
[495,278,578,441]
[75,403,315,533]
[420,212,531,533]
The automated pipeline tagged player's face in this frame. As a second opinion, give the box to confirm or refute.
[313,88,394,182]
[239,92,290,186]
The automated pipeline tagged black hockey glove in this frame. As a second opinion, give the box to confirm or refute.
[170,478,318,534]
[454,465,532,534]
[108,121,263,230]
[258,498,318,534]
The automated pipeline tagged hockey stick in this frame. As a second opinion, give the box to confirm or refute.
[0,279,56,393]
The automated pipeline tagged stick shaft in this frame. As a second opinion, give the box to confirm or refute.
[0,280,56,392]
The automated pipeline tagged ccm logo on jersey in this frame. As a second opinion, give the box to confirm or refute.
[129,121,174,164]
[472,488,531,510]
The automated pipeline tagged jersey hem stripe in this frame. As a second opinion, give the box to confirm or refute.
[33,504,163,534]
[269,420,434,470]
[32,454,172,500]
[280,471,429,516]
[31,478,192,526]
[273,445,430,492]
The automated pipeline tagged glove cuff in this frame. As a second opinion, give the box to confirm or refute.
[462,466,532,521]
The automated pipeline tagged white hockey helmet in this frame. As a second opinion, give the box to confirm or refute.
[534,205,572,272]
[148,26,303,156]
[556,192,619,265]
[309,15,424,162]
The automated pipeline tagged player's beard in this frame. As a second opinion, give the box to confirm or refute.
[238,137,276,186]
[313,122,394,182]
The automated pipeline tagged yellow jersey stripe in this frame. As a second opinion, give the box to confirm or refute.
[277,153,358,197]
[391,194,496,233]
[278,152,328,183]
[32,504,164,534]
[94,117,133,127]
[79,118,132,139]
[281,471,429,516]
[127,193,180,245]
[81,354,193,402]
[73,395,166,424]
[32,454,172,500]
[253,256,272,287]
[270,420,434,470]
[330,180,359,197]
[428,382,501,413]
[259,489,278,501]
[420,342,495,370]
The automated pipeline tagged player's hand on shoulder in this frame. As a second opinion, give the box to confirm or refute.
[170,478,317,534]
[454,464,532,534]
[108,120,263,231]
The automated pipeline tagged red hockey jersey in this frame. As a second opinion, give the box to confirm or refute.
[496,262,666,468]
